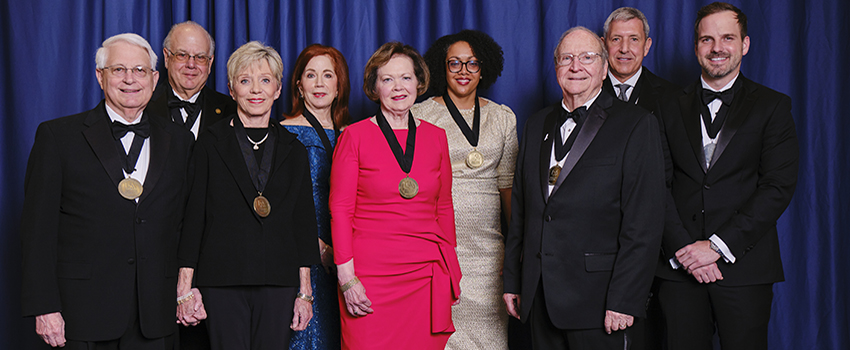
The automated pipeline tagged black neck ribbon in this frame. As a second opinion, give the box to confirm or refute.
[376,110,416,174]
[443,93,480,147]
[112,113,150,174]
[302,107,339,162]
[233,116,275,194]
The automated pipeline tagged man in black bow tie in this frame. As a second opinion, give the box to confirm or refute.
[503,26,665,349]
[654,3,799,350]
[20,33,194,349]
[149,21,235,139]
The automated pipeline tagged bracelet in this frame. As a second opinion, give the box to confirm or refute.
[176,291,194,305]
[340,276,360,293]
[320,245,329,256]
[296,292,314,304]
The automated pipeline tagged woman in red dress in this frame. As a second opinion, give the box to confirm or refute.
[329,42,461,349]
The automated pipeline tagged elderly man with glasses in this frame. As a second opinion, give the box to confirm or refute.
[20,33,194,349]
[503,26,665,349]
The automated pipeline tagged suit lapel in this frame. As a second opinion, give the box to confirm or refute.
[270,123,293,177]
[679,83,708,173]
[602,77,616,99]
[708,77,754,170]
[539,107,559,202]
[213,121,264,220]
[550,94,609,196]
[201,86,229,130]
[139,111,171,203]
[82,102,125,188]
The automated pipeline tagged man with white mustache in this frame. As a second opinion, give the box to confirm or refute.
[654,3,799,350]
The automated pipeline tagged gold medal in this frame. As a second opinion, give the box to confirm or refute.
[466,149,484,169]
[118,178,143,200]
[548,165,561,185]
[399,176,419,199]
[253,194,271,217]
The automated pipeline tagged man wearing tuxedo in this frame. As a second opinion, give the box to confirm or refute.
[503,26,665,349]
[20,33,194,348]
[602,7,680,114]
[149,21,235,139]
[655,3,798,350]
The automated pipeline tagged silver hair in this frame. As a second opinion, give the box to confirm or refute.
[553,26,609,65]
[95,33,157,69]
[162,21,215,57]
[227,41,284,86]
[603,7,651,39]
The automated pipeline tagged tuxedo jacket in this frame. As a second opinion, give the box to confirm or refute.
[655,75,798,285]
[150,82,236,135]
[503,92,665,329]
[20,101,194,340]
[603,67,681,114]
[177,117,319,287]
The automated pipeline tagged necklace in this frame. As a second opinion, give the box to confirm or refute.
[246,132,269,150]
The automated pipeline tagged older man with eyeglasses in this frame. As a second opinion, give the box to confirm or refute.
[20,33,194,349]
[503,26,665,349]
[149,21,235,139]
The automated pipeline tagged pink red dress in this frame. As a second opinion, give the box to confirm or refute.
[330,118,461,350]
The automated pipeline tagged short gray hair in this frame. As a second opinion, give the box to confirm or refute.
[553,26,608,65]
[227,41,283,86]
[95,33,157,69]
[603,7,651,39]
[163,21,215,57]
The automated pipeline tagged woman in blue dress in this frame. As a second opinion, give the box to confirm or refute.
[281,44,351,350]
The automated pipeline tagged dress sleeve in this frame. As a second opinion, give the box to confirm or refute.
[435,128,456,247]
[496,104,519,189]
[330,127,360,264]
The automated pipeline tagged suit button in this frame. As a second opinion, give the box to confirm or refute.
[703,184,710,190]
[701,209,705,213]
[536,252,542,258]
[127,258,135,265]
[545,216,552,222]
[135,218,146,224]
[692,214,697,221]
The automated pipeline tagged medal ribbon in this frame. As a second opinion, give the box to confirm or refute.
[111,114,150,174]
[302,107,339,163]
[233,116,275,194]
[376,110,416,174]
[443,93,480,147]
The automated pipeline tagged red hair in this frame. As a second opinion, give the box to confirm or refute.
[284,44,351,127]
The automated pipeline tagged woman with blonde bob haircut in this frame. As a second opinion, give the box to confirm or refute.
[330,41,461,349]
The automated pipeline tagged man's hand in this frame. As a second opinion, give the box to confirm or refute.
[690,262,724,283]
[35,312,66,347]
[503,293,521,319]
[675,240,720,273]
[604,310,634,334]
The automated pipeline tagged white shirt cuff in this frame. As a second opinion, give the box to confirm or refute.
[709,234,736,263]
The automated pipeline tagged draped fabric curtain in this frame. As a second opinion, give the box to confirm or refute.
[1,0,846,348]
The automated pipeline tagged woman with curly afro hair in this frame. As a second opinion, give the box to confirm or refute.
[412,30,518,350]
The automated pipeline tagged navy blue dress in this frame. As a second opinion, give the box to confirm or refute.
[284,125,340,350]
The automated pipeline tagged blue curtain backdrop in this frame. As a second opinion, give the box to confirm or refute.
[1,0,847,348]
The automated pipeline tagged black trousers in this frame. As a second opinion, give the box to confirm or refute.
[529,282,630,350]
[657,279,773,350]
[201,286,296,350]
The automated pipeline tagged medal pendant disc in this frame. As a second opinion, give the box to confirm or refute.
[253,195,271,217]
[118,178,143,200]
[466,150,484,168]
[548,165,562,185]
[399,176,419,199]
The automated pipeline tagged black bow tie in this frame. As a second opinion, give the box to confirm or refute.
[111,118,150,139]
[559,106,587,125]
[168,97,199,114]
[701,88,734,106]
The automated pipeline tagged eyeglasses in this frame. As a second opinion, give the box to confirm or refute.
[555,52,602,67]
[100,65,153,78]
[166,49,211,65]
[447,59,481,73]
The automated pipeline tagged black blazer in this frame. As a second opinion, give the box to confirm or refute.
[20,101,194,340]
[603,67,681,114]
[177,117,319,287]
[149,82,236,135]
[503,92,665,329]
[655,75,798,285]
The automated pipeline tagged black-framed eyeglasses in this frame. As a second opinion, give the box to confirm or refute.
[100,65,153,78]
[166,49,211,65]
[447,59,481,73]
[555,52,602,67]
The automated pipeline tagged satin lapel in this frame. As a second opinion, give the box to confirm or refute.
[602,77,616,99]
[139,112,170,203]
[201,87,228,130]
[270,123,293,176]
[551,98,608,195]
[82,103,125,188]
[680,83,707,173]
[709,78,755,170]
[213,125,262,219]
[539,108,558,202]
